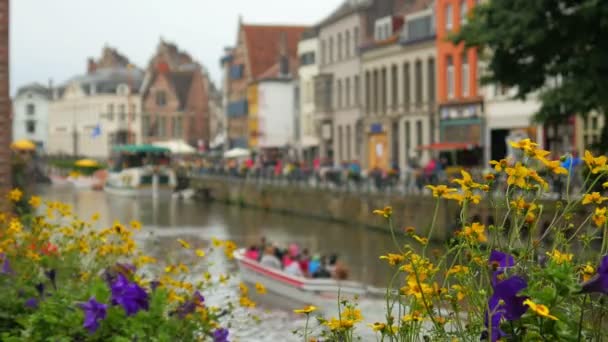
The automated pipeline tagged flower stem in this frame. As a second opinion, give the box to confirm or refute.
[578,295,588,342]
[423,199,440,255]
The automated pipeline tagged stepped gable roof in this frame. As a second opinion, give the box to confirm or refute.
[241,24,308,79]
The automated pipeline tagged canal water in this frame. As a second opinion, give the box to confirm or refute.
[38,185,409,341]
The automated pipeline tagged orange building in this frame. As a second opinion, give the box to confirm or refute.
[435,0,483,164]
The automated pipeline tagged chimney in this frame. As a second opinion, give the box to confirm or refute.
[278,32,289,77]
[87,58,97,74]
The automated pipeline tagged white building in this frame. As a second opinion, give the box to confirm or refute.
[256,80,295,149]
[12,83,50,150]
[48,66,144,159]
[297,29,321,162]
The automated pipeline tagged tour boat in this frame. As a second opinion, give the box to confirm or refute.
[49,174,70,186]
[234,249,369,306]
[104,144,177,197]
[68,175,99,189]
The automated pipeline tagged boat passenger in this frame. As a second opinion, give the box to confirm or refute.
[334,262,349,280]
[244,246,259,260]
[299,248,310,277]
[312,256,331,278]
[282,243,299,268]
[327,254,338,275]
[260,246,282,270]
[308,254,321,275]
[284,255,304,277]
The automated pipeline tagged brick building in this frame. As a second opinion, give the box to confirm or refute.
[0,0,8,193]
[141,40,214,150]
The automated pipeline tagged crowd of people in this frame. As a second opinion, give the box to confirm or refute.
[244,238,349,280]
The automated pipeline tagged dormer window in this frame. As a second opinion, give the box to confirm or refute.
[26,103,35,115]
[156,91,167,107]
[374,17,393,41]
[117,84,130,96]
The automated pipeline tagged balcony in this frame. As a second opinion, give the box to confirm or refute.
[227,99,248,118]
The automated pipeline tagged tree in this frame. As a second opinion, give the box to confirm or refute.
[453,0,608,152]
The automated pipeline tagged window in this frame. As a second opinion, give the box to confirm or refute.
[156,91,167,106]
[329,37,334,63]
[381,67,387,113]
[26,120,35,134]
[354,27,359,51]
[346,125,351,160]
[447,56,455,99]
[446,4,453,30]
[119,104,126,121]
[338,126,344,162]
[392,121,399,166]
[158,117,166,137]
[428,58,436,103]
[142,116,150,136]
[416,120,423,156]
[592,116,599,130]
[345,77,351,107]
[337,79,342,108]
[321,40,326,65]
[354,75,360,105]
[173,117,183,138]
[26,104,35,115]
[345,31,351,58]
[415,60,423,106]
[405,121,411,159]
[462,52,469,96]
[405,15,434,42]
[403,62,410,109]
[391,64,398,109]
[365,71,371,112]
[107,104,114,121]
[373,70,379,113]
[461,0,468,24]
[299,52,316,66]
[337,33,343,61]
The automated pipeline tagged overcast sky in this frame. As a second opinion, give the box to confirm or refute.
[11,0,342,94]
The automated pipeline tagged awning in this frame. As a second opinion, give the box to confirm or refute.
[113,144,170,154]
[152,140,196,154]
[417,142,479,151]
[224,148,251,159]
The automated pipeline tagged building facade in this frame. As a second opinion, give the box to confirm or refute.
[141,40,213,150]
[361,0,436,170]
[436,0,483,165]
[12,83,50,150]
[297,28,320,162]
[48,47,144,158]
[221,22,307,149]
[0,0,9,193]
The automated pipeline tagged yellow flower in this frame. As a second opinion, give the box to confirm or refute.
[510,139,539,155]
[134,255,157,267]
[7,218,22,235]
[212,238,223,247]
[489,159,508,172]
[372,206,393,218]
[452,170,479,190]
[224,240,237,259]
[446,265,470,276]
[255,282,266,294]
[400,278,434,300]
[195,249,206,257]
[168,290,186,303]
[380,253,405,266]
[581,263,595,282]
[412,235,428,246]
[28,196,41,208]
[368,322,386,332]
[546,249,573,264]
[130,220,141,230]
[505,163,530,189]
[584,150,608,174]
[177,239,191,249]
[460,222,487,243]
[7,188,22,202]
[443,190,481,206]
[239,282,249,296]
[582,192,608,205]
[451,285,466,301]
[293,305,317,314]
[26,250,41,262]
[523,299,558,320]
[402,311,423,322]
[342,307,363,323]
[603,181,608,189]
[540,158,568,175]
[239,296,256,308]
[91,213,100,222]
[426,184,457,198]
[219,274,229,284]
[592,207,607,227]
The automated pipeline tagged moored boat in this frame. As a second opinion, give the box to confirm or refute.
[104,144,176,197]
[234,248,369,307]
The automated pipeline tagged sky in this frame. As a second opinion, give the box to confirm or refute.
[11,0,343,94]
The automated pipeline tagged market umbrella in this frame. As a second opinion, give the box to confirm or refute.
[74,159,100,168]
[223,148,251,159]
[10,139,36,151]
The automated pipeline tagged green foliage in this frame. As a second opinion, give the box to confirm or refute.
[454,0,608,151]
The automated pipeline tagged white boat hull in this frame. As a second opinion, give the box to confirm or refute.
[104,184,174,197]
[234,249,368,307]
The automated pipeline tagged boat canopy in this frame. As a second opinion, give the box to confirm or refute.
[113,144,170,154]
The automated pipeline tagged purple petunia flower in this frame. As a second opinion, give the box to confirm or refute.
[213,328,229,342]
[484,275,528,342]
[1,254,13,275]
[174,290,206,319]
[24,298,38,309]
[35,283,45,297]
[110,274,149,316]
[489,250,515,269]
[581,255,608,294]
[78,297,108,333]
